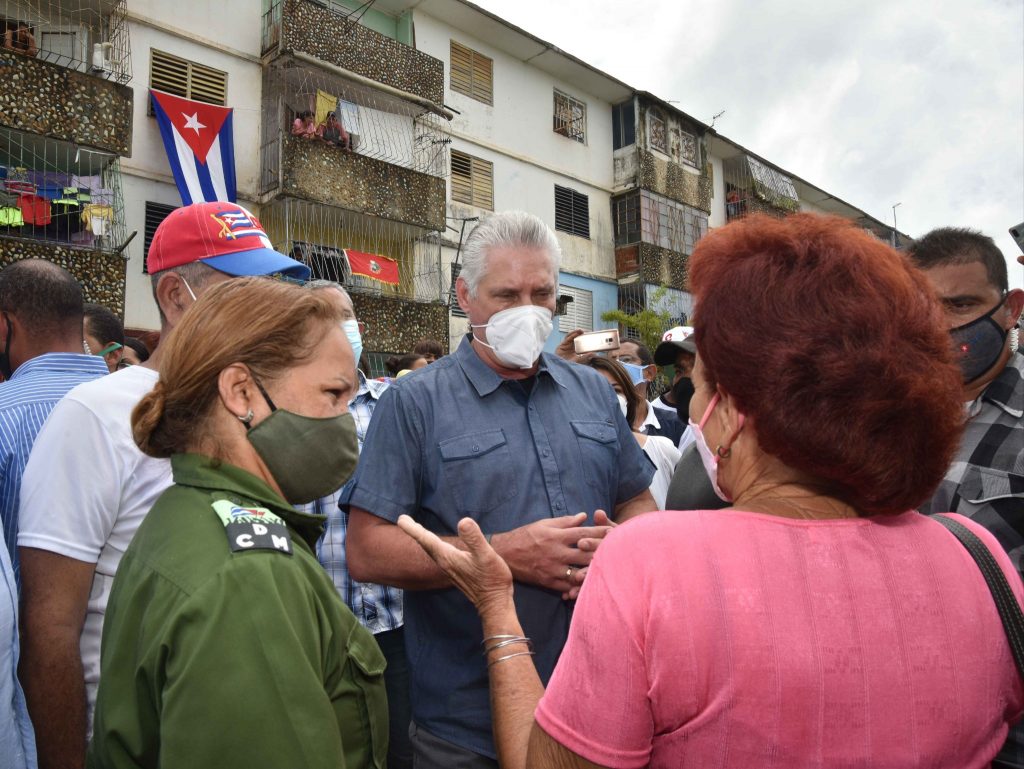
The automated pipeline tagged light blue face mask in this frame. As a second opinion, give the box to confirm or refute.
[342,319,363,365]
[620,361,647,386]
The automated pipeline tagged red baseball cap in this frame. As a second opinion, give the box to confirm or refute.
[146,202,310,280]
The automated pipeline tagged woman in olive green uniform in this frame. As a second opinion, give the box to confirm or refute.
[88,277,387,769]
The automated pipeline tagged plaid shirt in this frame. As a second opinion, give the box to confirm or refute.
[920,352,1024,571]
[302,374,403,633]
[920,352,1024,769]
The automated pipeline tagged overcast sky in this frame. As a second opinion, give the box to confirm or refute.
[473,0,1024,288]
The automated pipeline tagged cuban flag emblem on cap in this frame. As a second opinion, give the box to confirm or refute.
[150,89,237,206]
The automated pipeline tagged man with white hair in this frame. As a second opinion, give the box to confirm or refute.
[346,211,656,767]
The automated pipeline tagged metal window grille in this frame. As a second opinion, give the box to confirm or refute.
[0,126,127,255]
[0,0,132,84]
[450,40,493,105]
[554,184,589,239]
[450,149,493,210]
[142,201,177,272]
[553,90,586,144]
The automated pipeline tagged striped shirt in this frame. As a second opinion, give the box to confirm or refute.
[0,353,108,578]
[301,373,403,633]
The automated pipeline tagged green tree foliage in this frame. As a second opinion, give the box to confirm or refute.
[600,286,674,352]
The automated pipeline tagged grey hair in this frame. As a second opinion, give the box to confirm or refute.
[459,211,562,298]
[305,279,351,299]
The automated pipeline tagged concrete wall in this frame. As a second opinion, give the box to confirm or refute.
[280,135,445,231]
[0,52,133,155]
[119,1,266,329]
[0,239,127,317]
[353,294,448,356]
[280,0,443,104]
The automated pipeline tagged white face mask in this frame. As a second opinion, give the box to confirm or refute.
[688,392,744,503]
[472,305,553,369]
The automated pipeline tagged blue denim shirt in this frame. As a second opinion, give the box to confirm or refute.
[347,336,654,758]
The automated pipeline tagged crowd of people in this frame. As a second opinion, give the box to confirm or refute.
[0,201,1022,769]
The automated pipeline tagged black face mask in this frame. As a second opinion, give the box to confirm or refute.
[0,313,12,381]
[950,297,1008,384]
[671,376,695,423]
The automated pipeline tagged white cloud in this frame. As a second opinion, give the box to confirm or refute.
[473,0,1024,286]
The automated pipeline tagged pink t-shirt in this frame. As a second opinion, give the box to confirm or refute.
[535,510,1023,768]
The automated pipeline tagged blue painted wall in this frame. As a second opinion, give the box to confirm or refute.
[544,272,620,354]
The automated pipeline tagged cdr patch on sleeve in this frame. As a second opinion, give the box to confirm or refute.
[211,499,292,555]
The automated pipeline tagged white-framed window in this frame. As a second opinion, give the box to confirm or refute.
[553,90,586,144]
[557,285,593,333]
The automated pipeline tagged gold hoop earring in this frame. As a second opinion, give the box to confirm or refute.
[715,444,731,459]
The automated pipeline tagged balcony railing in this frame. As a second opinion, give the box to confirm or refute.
[0,126,127,255]
[0,0,131,84]
[259,197,446,304]
[262,0,444,106]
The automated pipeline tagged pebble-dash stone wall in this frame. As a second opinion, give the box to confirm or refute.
[282,135,445,231]
[636,149,712,213]
[0,239,126,317]
[638,242,689,290]
[280,0,444,105]
[352,293,448,355]
[0,52,133,155]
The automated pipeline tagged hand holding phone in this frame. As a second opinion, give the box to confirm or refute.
[574,329,620,354]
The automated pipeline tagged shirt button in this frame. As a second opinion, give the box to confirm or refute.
[472,445,480,452]
[542,449,549,457]
[554,502,563,510]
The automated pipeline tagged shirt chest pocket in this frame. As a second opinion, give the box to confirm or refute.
[438,429,518,515]
[572,420,619,489]
[959,465,1024,506]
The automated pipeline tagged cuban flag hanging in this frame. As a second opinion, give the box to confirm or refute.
[150,89,236,205]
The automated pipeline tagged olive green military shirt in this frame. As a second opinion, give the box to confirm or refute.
[87,454,387,769]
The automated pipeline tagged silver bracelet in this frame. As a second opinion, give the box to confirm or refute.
[487,650,536,668]
[484,637,533,655]
[481,634,525,646]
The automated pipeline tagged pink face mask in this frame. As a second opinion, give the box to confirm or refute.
[687,393,744,502]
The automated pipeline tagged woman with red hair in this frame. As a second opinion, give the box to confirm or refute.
[399,214,1023,768]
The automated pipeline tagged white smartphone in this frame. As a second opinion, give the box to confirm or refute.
[574,329,620,354]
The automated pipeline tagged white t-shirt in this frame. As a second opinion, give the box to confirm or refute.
[641,435,681,510]
[18,365,172,727]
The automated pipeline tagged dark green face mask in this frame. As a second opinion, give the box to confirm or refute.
[244,377,359,504]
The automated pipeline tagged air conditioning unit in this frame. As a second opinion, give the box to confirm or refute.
[91,42,114,75]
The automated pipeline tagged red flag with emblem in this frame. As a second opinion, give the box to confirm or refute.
[345,250,400,285]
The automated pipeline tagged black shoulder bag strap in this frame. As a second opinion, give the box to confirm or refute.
[932,514,1024,675]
